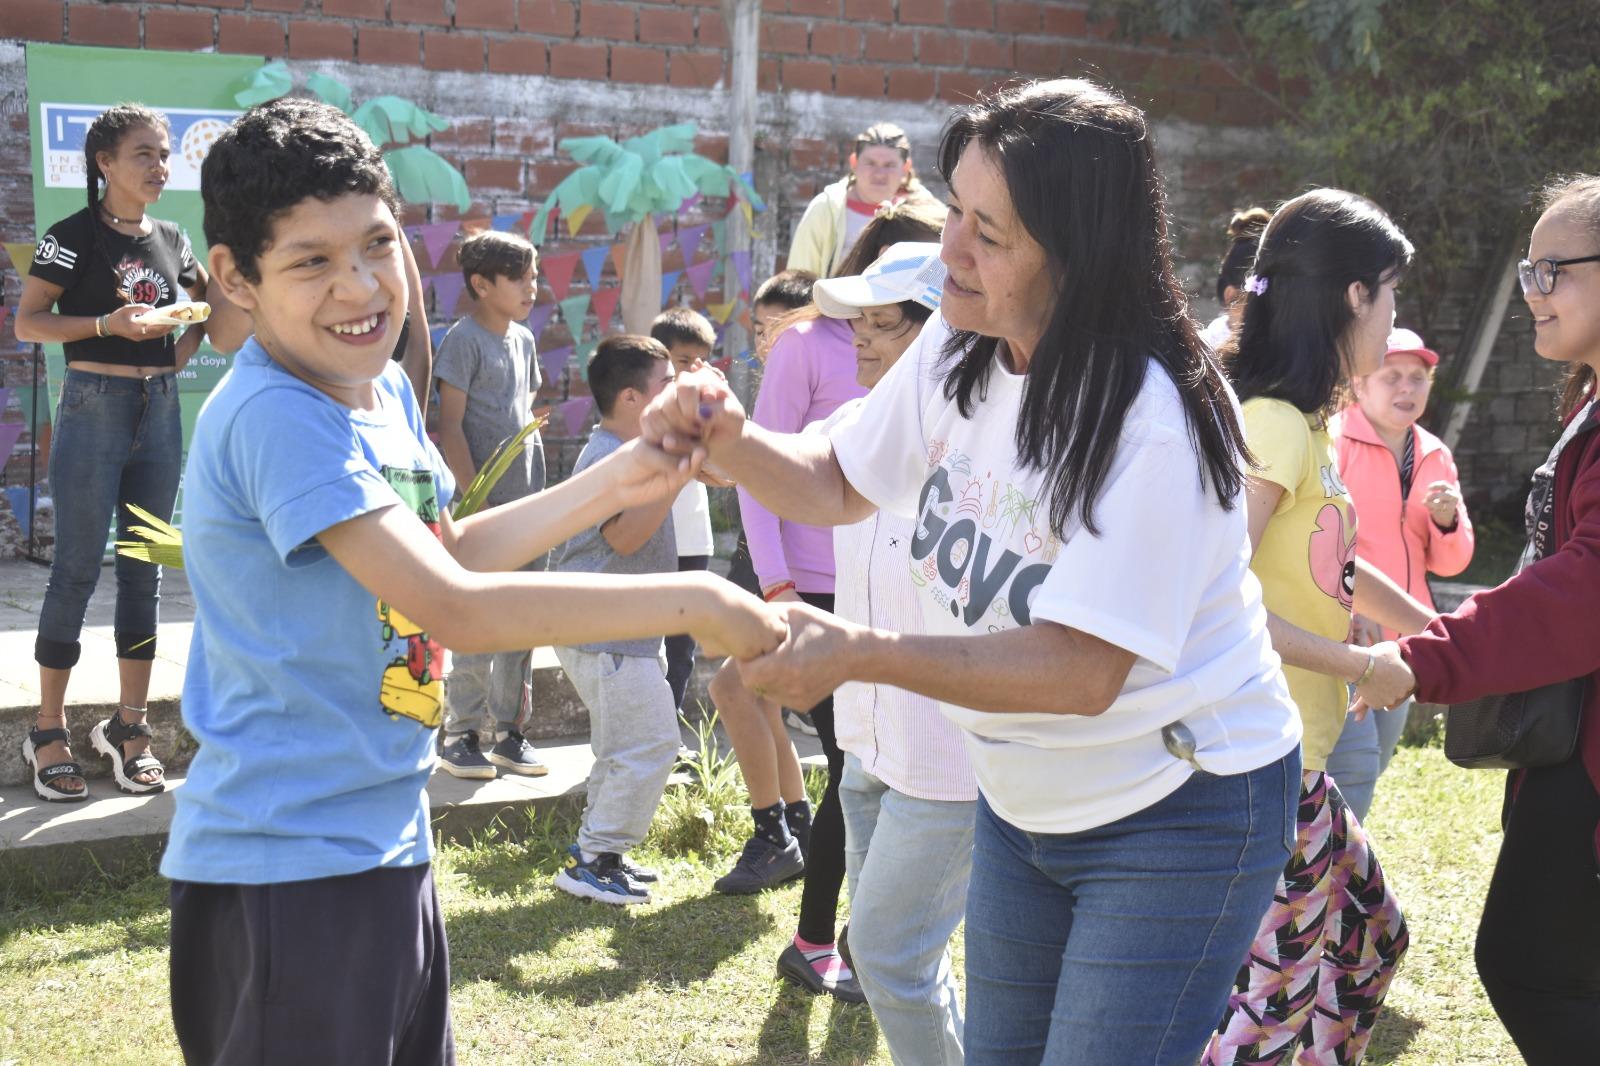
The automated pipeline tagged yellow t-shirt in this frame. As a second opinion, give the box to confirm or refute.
[1243,397,1357,770]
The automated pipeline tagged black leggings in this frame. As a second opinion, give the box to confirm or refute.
[795,591,846,947]
[1474,753,1600,1064]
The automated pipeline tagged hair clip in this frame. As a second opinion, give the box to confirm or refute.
[1244,274,1269,296]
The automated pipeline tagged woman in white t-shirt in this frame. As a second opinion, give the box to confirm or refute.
[644,79,1303,1064]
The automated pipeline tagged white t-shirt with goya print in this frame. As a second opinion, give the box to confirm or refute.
[828,312,1301,833]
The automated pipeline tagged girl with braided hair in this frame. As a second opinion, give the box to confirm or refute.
[15,103,209,800]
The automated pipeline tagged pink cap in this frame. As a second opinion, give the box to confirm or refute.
[1386,327,1439,367]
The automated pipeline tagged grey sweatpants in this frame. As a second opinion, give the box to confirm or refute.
[555,646,680,856]
[443,649,532,737]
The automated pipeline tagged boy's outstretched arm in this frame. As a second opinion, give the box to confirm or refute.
[320,503,786,659]
[445,436,704,573]
[600,492,675,556]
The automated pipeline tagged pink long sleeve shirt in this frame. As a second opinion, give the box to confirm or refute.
[738,315,866,593]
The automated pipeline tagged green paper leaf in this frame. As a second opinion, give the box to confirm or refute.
[384,146,470,211]
[455,417,548,518]
[352,96,449,148]
[597,154,644,217]
[306,72,353,115]
[560,136,625,167]
[233,61,292,108]
[529,199,556,246]
[115,503,185,570]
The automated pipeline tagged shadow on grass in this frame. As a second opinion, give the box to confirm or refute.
[1365,1007,1425,1065]
[751,978,877,1066]
[0,865,171,966]
[448,888,779,1004]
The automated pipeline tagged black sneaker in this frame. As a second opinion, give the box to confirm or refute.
[438,731,496,780]
[616,853,660,884]
[555,845,651,905]
[486,730,548,777]
[713,834,805,895]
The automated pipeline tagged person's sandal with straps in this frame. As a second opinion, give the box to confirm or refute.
[21,723,89,802]
[90,705,165,794]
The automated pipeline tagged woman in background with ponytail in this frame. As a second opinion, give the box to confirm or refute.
[15,103,207,801]
[1201,206,1271,350]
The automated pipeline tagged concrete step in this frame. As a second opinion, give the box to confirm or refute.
[0,725,829,892]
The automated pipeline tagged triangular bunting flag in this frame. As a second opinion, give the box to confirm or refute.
[559,395,594,437]
[419,222,457,269]
[0,422,22,462]
[675,224,709,261]
[432,274,467,316]
[660,270,681,306]
[738,308,752,331]
[565,204,593,236]
[685,259,717,301]
[590,286,621,332]
[3,241,34,275]
[580,246,610,288]
[3,486,30,539]
[729,251,752,295]
[736,348,759,367]
[526,303,556,338]
[542,253,580,301]
[538,345,573,383]
[518,210,536,235]
[707,300,736,325]
[609,242,629,281]
[575,338,599,375]
[492,213,521,233]
[559,293,591,334]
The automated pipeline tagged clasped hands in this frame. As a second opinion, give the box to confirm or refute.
[1350,641,1419,720]
[635,369,865,707]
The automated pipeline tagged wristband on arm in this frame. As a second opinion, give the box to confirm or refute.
[762,581,797,602]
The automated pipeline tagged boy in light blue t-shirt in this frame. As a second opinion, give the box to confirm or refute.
[167,98,782,1065]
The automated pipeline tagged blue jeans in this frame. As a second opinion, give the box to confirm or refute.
[1324,698,1412,823]
[840,753,975,1066]
[964,749,1300,1066]
[38,369,182,663]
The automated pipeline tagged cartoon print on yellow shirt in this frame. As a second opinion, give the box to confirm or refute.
[1309,501,1358,611]
[375,466,445,727]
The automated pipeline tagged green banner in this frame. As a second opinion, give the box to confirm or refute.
[26,43,264,475]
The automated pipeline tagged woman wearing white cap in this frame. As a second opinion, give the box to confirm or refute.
[1324,327,1474,820]
[810,242,978,1065]
[645,80,1315,1064]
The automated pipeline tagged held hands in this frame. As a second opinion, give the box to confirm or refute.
[605,437,705,511]
[641,368,746,463]
[1349,614,1382,647]
[1424,480,1461,528]
[694,583,789,660]
[737,602,868,711]
[1350,641,1417,721]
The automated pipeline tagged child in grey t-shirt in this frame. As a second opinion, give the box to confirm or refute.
[551,336,679,905]
[435,232,547,779]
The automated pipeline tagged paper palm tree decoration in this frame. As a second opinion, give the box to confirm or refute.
[233,62,470,211]
[529,123,764,333]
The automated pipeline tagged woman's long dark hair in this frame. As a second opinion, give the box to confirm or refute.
[83,104,169,291]
[937,78,1248,538]
[1539,174,1600,420]
[1223,189,1413,415]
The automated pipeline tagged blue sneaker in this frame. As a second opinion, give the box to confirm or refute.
[438,731,496,780]
[486,730,548,777]
[555,845,651,905]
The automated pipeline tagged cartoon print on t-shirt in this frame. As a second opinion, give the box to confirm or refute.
[910,439,1053,629]
[375,466,446,728]
[1308,501,1358,610]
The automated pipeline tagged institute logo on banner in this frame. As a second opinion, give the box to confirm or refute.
[40,103,240,191]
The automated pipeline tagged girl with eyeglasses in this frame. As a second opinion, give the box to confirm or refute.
[1358,175,1600,1064]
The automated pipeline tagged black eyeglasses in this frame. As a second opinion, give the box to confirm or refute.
[1518,254,1600,295]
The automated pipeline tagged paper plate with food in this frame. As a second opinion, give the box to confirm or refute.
[132,301,212,327]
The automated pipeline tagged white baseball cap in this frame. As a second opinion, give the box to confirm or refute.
[813,242,947,319]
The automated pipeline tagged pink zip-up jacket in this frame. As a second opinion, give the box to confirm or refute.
[738,315,866,593]
[1331,404,1475,635]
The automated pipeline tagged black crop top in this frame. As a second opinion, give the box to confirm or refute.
[29,207,199,368]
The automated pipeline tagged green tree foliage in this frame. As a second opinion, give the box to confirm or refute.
[1095,0,1600,327]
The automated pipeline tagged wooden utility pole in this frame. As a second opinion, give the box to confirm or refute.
[720,0,759,402]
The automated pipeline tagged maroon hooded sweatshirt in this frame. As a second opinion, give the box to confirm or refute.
[1399,402,1600,848]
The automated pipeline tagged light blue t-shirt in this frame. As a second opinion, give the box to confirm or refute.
[162,339,455,885]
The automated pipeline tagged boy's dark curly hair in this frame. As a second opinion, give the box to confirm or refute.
[201,97,399,283]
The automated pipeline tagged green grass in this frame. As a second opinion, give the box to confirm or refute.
[0,741,1522,1065]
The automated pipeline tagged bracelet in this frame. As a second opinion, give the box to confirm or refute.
[1355,647,1378,686]
[95,314,109,338]
[762,581,796,602]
